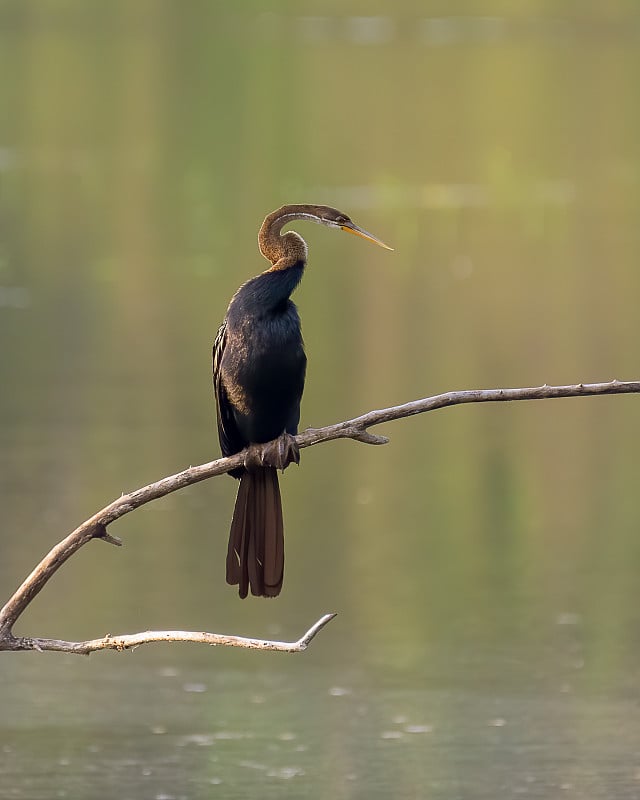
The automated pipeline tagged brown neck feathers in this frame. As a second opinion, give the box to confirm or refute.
[258,205,311,270]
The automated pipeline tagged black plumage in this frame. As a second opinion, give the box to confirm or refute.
[213,204,392,598]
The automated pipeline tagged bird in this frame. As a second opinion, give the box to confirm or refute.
[213,204,392,598]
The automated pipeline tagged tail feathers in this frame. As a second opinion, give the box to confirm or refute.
[226,467,284,598]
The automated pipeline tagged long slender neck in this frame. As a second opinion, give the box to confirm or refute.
[258,205,311,270]
[234,261,304,316]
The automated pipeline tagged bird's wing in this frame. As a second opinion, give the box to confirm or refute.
[212,321,243,457]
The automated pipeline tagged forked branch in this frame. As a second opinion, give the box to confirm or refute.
[1,379,638,655]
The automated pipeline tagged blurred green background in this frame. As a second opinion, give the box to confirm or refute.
[1,1,640,798]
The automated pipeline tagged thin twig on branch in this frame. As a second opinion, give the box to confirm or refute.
[1,379,638,654]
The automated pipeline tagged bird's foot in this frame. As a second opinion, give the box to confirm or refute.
[243,434,300,472]
[260,432,301,472]
[243,443,268,472]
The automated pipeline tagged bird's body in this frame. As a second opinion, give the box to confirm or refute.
[213,204,391,598]
[215,263,306,462]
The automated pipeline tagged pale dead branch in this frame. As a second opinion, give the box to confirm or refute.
[1,613,337,656]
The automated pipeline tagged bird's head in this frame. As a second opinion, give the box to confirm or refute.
[307,205,394,250]
[259,203,393,266]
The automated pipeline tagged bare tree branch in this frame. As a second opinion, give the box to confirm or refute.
[1,613,337,655]
[1,378,638,653]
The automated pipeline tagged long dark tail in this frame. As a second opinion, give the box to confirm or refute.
[226,467,284,598]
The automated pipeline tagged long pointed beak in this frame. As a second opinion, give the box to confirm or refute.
[341,221,394,251]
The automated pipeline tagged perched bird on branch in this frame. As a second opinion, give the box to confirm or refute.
[213,204,392,597]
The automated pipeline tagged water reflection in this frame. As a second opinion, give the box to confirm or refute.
[1,2,640,798]
[3,650,640,799]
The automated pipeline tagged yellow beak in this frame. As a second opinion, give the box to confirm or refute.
[341,222,394,251]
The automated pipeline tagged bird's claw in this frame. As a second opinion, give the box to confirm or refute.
[263,432,300,472]
[243,434,300,472]
[265,432,300,471]
[243,443,267,471]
